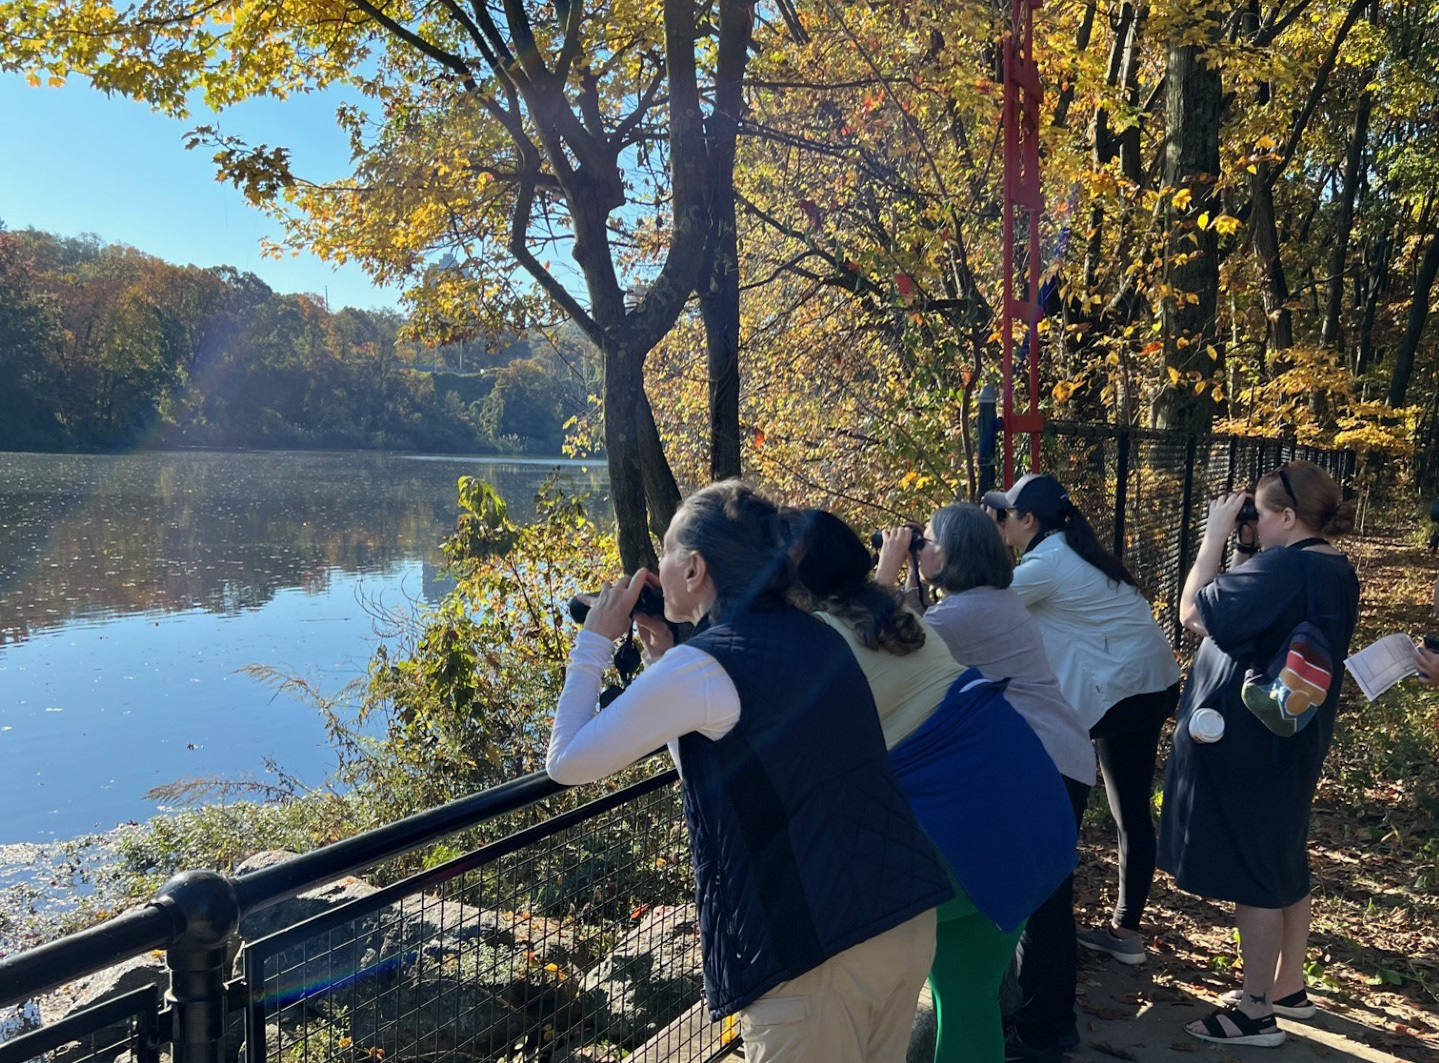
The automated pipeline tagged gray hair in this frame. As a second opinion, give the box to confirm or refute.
[928,503,1014,593]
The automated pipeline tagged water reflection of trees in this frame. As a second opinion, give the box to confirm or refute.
[0,451,605,645]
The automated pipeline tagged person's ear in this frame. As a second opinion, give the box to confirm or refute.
[686,552,707,589]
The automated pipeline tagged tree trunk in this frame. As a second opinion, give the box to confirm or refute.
[636,386,682,538]
[603,344,660,572]
[1387,225,1439,407]
[601,337,683,569]
[1085,3,1143,287]
[1322,94,1372,349]
[1250,173,1294,353]
[701,198,742,481]
[1117,4,1146,187]
[698,0,753,483]
[1155,31,1223,434]
[1356,228,1390,376]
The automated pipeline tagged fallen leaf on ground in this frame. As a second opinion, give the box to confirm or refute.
[1089,1041,1138,1061]
[1081,1004,1133,1020]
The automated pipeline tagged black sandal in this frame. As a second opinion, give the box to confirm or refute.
[1186,1007,1286,1047]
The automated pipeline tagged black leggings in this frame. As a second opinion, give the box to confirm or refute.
[1088,682,1181,931]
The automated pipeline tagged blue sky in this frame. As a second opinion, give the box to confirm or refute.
[0,72,401,311]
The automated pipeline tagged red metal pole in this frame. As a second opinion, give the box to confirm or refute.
[1001,0,1045,483]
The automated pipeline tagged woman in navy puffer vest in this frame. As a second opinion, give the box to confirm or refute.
[546,481,949,1062]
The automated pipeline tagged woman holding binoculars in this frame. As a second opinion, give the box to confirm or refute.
[1159,462,1359,1046]
[546,480,949,1063]
[877,502,1098,1063]
[793,507,1077,1063]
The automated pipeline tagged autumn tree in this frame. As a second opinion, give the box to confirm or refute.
[3,0,754,567]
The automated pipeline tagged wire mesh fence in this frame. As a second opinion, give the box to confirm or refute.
[243,772,730,1063]
[0,987,161,1063]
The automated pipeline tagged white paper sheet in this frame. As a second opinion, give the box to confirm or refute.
[1343,633,1420,702]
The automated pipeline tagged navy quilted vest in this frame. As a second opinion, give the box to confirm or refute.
[680,602,951,1018]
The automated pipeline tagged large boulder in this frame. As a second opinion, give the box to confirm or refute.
[578,904,704,1049]
[49,955,168,1063]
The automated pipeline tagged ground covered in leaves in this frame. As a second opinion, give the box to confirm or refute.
[1074,504,1439,1063]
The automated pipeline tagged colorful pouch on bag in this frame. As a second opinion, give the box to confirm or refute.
[1240,551,1334,737]
[1240,619,1333,737]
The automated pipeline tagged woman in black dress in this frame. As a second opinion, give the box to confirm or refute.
[1158,461,1359,1047]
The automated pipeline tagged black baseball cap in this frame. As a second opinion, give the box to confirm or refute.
[982,473,1072,521]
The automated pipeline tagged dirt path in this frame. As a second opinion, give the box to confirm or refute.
[1071,950,1417,1063]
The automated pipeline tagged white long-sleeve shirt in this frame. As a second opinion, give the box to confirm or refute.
[545,629,741,785]
[1011,532,1180,728]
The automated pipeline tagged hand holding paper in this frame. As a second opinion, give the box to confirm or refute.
[1343,633,1423,701]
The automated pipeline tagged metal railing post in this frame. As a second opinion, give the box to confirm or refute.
[1173,435,1198,646]
[978,385,998,495]
[1112,429,1130,560]
[152,871,241,1063]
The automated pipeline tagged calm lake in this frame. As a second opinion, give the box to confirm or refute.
[0,450,607,842]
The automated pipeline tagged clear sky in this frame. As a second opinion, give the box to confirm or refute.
[0,72,401,311]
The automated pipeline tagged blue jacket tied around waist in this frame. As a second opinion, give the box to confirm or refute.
[889,669,1078,932]
[680,603,952,1018]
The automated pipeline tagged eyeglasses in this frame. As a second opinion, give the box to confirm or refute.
[1277,467,1300,510]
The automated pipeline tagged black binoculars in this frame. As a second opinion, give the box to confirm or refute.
[567,584,666,624]
[1237,498,1259,525]
[870,527,926,558]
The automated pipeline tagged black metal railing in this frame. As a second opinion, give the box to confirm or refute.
[0,768,733,1063]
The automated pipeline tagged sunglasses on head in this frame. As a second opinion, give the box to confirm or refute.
[1277,466,1299,510]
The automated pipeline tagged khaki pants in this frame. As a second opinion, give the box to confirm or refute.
[739,908,937,1063]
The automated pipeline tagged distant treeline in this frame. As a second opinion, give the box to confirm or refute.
[0,226,597,454]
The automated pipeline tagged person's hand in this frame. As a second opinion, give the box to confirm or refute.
[582,570,650,641]
[1412,642,1439,686]
[875,526,913,586]
[633,613,675,662]
[1203,491,1248,546]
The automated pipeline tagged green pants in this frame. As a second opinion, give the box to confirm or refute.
[930,887,1024,1063]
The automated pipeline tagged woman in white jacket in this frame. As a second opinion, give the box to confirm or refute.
[983,474,1180,969]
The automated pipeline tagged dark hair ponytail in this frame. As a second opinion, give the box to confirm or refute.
[1032,504,1137,588]
[672,480,796,620]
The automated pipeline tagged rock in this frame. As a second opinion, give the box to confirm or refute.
[0,999,45,1063]
[49,955,167,1063]
[578,904,704,1049]
[624,1000,724,1063]
[0,1000,43,1043]
[234,852,585,1058]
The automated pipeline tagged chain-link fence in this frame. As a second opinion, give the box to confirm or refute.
[243,774,719,1063]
